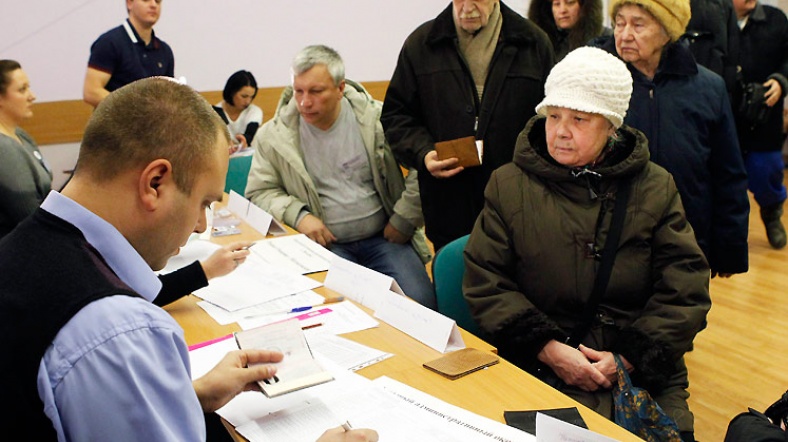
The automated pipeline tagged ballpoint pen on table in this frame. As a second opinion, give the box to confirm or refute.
[284,296,345,314]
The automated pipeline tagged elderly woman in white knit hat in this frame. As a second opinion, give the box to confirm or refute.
[592,0,750,273]
[463,47,710,441]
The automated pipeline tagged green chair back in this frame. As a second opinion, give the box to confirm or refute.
[225,155,253,195]
[432,234,481,336]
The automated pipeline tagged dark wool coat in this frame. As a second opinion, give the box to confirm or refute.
[464,117,711,432]
[381,2,555,251]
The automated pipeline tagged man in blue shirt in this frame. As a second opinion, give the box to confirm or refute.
[83,0,174,107]
[0,77,377,442]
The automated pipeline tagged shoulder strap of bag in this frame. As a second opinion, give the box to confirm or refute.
[567,178,632,347]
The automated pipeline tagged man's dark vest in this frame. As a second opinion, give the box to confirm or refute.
[0,208,139,439]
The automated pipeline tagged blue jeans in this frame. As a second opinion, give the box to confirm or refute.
[745,151,787,207]
[329,234,437,310]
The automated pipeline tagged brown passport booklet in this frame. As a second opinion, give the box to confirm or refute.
[423,348,499,380]
[434,136,482,168]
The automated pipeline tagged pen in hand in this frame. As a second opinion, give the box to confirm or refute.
[341,420,353,431]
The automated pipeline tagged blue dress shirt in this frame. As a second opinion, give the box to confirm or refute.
[37,191,206,441]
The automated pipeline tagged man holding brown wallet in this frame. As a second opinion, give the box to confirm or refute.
[382,0,555,251]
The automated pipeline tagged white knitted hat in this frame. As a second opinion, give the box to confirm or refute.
[535,47,633,128]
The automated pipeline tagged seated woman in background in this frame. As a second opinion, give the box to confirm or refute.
[0,60,248,305]
[0,60,52,240]
[463,47,711,441]
[528,0,608,61]
[214,70,263,152]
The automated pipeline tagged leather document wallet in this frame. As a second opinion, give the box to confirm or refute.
[434,136,482,168]
[423,348,499,380]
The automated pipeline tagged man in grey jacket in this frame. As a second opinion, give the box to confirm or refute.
[246,45,436,309]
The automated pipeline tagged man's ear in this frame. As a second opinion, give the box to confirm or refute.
[139,159,174,211]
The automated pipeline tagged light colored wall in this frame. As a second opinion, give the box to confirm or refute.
[1,0,451,103]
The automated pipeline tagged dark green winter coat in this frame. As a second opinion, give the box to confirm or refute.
[463,116,711,432]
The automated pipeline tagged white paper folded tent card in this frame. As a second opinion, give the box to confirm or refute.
[227,190,288,236]
[324,256,465,353]
[374,290,465,353]
[323,256,403,312]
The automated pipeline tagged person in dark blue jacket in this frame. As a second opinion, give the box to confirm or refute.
[731,0,788,249]
[593,0,749,278]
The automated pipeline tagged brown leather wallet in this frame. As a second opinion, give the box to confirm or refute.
[434,136,482,168]
[423,348,499,380]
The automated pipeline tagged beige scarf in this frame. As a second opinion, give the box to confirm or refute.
[455,2,502,100]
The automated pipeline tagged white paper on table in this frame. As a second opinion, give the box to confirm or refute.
[230,147,254,157]
[250,234,335,274]
[194,259,321,311]
[200,207,213,240]
[374,376,535,442]
[236,374,535,442]
[158,237,221,275]
[189,337,529,442]
[307,333,393,372]
[197,290,326,325]
[189,337,372,428]
[238,301,379,335]
[536,413,617,442]
[374,289,465,353]
[323,255,406,312]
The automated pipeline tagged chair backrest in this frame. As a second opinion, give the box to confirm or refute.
[225,155,253,195]
[432,234,482,336]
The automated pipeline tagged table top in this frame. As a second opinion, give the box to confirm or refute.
[164,206,642,441]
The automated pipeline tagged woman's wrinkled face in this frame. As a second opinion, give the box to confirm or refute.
[613,4,670,70]
[545,107,614,167]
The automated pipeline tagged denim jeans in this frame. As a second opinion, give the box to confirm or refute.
[329,234,437,310]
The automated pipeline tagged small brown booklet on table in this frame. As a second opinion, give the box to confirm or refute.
[434,136,483,168]
[234,319,334,397]
[423,348,499,380]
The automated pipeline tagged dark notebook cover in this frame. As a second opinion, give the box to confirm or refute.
[504,407,587,435]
